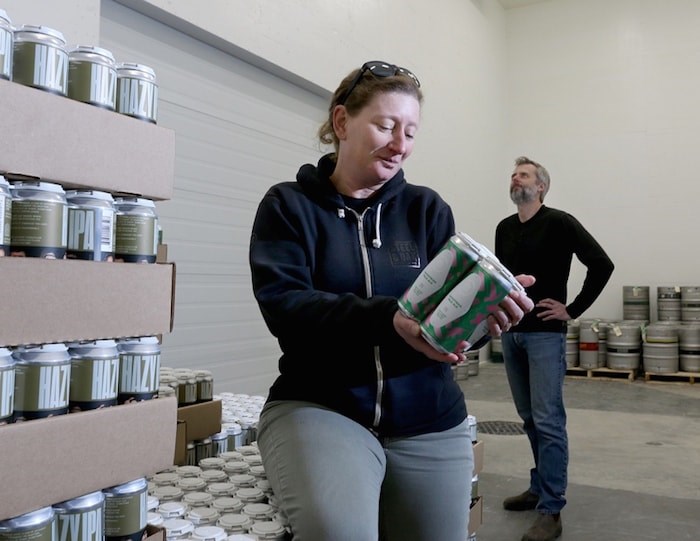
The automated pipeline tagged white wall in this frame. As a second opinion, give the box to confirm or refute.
[2,0,100,45]
[504,0,700,321]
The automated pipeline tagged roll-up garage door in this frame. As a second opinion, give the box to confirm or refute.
[100,0,327,394]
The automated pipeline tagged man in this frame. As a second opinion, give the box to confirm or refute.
[495,156,614,541]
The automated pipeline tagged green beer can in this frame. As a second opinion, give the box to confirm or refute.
[67,45,117,110]
[0,175,10,257]
[117,336,160,403]
[420,258,522,354]
[12,343,71,421]
[114,197,158,264]
[0,507,56,541]
[103,478,147,541]
[116,62,158,124]
[66,190,116,261]
[12,25,68,95]
[0,347,15,424]
[397,233,484,322]
[67,339,120,411]
[53,491,105,541]
[0,9,12,80]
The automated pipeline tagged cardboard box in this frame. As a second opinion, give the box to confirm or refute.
[145,525,165,541]
[0,397,178,521]
[468,496,483,535]
[0,258,175,347]
[473,440,484,476]
[0,78,175,200]
[174,400,223,465]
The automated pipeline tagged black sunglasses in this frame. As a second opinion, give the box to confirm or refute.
[337,60,421,105]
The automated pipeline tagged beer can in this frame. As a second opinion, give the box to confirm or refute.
[67,339,120,411]
[398,233,484,321]
[10,181,67,259]
[117,336,160,403]
[53,491,105,541]
[0,175,11,256]
[0,9,12,80]
[67,45,117,110]
[0,347,15,424]
[114,197,158,263]
[102,478,148,541]
[12,25,68,95]
[0,507,56,541]
[420,258,521,354]
[12,343,71,420]
[116,63,158,124]
[66,190,116,261]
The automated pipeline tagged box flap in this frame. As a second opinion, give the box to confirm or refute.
[0,258,175,347]
[0,397,178,520]
[177,400,222,442]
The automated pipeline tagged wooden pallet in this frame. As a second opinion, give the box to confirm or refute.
[643,371,700,384]
[566,366,637,382]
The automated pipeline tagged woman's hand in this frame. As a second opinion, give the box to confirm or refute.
[486,274,536,336]
[393,311,467,363]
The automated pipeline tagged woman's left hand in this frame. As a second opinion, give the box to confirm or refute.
[486,274,536,336]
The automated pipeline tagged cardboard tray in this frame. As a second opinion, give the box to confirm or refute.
[0,397,178,521]
[469,496,483,535]
[0,258,175,347]
[174,400,223,465]
[0,78,175,201]
[473,440,484,475]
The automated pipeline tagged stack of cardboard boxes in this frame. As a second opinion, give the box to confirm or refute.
[0,77,176,522]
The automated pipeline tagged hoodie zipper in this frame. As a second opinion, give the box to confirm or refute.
[346,206,384,430]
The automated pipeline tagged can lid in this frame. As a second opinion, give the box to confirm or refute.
[250,520,285,537]
[241,503,273,518]
[10,180,66,195]
[68,45,116,63]
[179,477,207,490]
[163,518,194,537]
[15,24,66,45]
[158,501,188,518]
[235,487,264,500]
[0,348,14,367]
[211,497,243,512]
[183,492,215,506]
[151,472,180,486]
[199,457,227,470]
[66,189,115,203]
[116,62,157,80]
[191,526,227,541]
[114,196,156,208]
[216,513,252,528]
[0,507,54,532]
[147,512,164,527]
[13,343,70,362]
[0,9,11,25]
[53,490,105,512]
[187,507,220,524]
[153,485,184,501]
[147,495,160,511]
[103,477,148,496]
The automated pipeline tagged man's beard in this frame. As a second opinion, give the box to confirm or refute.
[510,185,539,205]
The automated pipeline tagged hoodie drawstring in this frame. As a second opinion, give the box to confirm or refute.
[372,203,383,249]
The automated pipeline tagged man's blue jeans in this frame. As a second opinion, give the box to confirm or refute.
[501,331,568,514]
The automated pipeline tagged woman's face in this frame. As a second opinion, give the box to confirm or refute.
[335,91,420,185]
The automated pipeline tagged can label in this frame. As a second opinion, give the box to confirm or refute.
[118,353,160,403]
[13,363,71,420]
[397,234,482,321]
[0,191,10,253]
[0,26,11,80]
[0,366,14,423]
[104,491,146,539]
[68,60,117,109]
[420,260,512,354]
[11,199,68,258]
[67,207,116,261]
[115,214,157,263]
[13,42,68,94]
[70,358,119,411]
[56,507,103,541]
[198,379,213,402]
[117,77,158,123]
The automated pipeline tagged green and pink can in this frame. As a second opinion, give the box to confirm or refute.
[398,233,484,321]
[420,257,524,354]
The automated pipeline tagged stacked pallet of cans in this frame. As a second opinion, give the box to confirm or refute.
[0,5,177,539]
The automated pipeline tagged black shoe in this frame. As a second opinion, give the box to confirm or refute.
[503,490,539,511]
[521,513,562,541]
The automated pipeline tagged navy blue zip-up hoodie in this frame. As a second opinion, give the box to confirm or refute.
[249,154,467,438]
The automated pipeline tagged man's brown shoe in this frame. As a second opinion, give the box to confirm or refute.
[521,513,562,541]
[503,490,539,511]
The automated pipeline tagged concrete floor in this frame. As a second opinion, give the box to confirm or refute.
[460,359,700,541]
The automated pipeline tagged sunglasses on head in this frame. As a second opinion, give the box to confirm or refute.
[337,60,421,106]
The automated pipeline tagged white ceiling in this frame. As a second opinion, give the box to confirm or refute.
[498,0,550,9]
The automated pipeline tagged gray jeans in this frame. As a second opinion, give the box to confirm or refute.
[257,400,474,541]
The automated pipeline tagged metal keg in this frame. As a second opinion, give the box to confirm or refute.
[622,286,650,321]
[643,322,679,374]
[578,319,601,369]
[606,321,642,370]
[657,286,681,321]
[565,320,580,368]
[681,286,700,322]
[679,324,700,373]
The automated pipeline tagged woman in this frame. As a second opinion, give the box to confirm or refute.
[249,60,535,541]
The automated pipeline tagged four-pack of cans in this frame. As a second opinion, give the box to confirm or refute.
[398,233,524,354]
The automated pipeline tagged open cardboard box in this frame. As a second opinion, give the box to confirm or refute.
[468,496,483,535]
[174,400,223,465]
[0,78,175,201]
[0,258,175,347]
[0,397,178,521]
[473,440,484,475]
